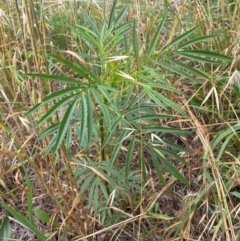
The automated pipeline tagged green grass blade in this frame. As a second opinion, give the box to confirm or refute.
[33,208,59,228]
[0,216,11,241]
[216,132,235,163]
[211,123,240,150]
[0,202,47,241]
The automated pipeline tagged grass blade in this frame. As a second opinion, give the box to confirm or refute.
[0,217,11,241]
[0,202,47,241]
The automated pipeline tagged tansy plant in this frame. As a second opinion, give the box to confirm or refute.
[26,0,231,221]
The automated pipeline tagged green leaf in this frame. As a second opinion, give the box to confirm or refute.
[153,147,188,166]
[230,191,240,199]
[0,217,11,241]
[98,179,109,200]
[143,86,189,118]
[155,60,198,82]
[162,26,199,51]
[0,202,47,241]
[176,52,219,64]
[176,35,219,50]
[125,136,136,181]
[33,208,60,228]
[108,0,118,28]
[144,82,183,94]
[80,93,88,147]
[139,146,147,182]
[176,50,232,61]
[86,90,93,152]
[110,129,130,168]
[148,11,167,56]
[133,20,139,64]
[211,123,240,151]
[37,94,78,127]
[41,87,81,104]
[79,173,95,195]
[142,126,190,135]
[81,10,100,37]
[52,54,91,79]
[101,116,122,150]
[215,132,235,163]
[98,85,116,103]
[44,135,57,156]
[153,148,188,185]
[54,97,78,152]
[26,73,87,86]
[91,88,111,130]
[129,114,174,122]
[38,123,60,139]
[151,148,165,184]
[166,57,209,79]
[25,102,42,117]
[74,25,102,50]
[114,4,129,27]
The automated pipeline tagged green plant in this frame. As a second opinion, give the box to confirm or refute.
[0,217,11,241]
[0,163,49,241]
[25,0,232,225]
